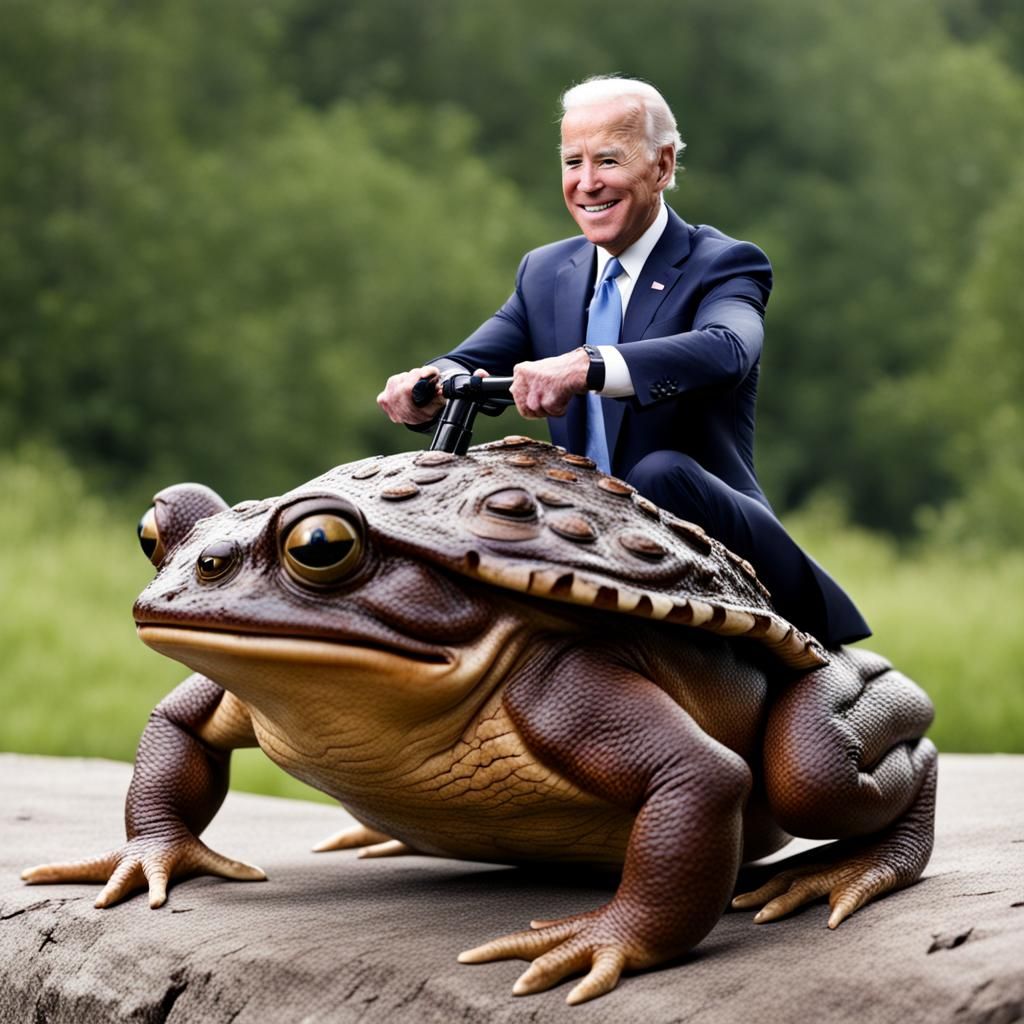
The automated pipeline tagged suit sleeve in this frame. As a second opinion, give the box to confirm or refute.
[618,241,771,408]
[430,254,535,376]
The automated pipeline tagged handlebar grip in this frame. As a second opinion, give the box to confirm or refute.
[411,376,438,407]
[441,374,515,401]
[475,376,515,395]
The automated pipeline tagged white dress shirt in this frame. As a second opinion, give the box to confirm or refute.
[591,201,669,397]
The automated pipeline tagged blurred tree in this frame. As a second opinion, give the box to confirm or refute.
[0,1,548,504]
[910,164,1024,549]
[940,0,1024,73]
[3,0,1023,542]
[731,2,1024,529]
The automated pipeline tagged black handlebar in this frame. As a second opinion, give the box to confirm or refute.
[441,374,515,403]
[412,372,516,454]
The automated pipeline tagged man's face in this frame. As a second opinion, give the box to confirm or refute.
[560,98,675,256]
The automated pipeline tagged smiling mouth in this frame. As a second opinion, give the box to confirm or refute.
[581,200,618,213]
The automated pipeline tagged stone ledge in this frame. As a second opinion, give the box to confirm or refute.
[2,752,1022,1023]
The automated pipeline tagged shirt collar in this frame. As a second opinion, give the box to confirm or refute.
[594,201,669,282]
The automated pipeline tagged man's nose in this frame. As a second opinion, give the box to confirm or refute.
[577,162,602,193]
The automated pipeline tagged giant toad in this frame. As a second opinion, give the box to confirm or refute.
[23,438,937,1004]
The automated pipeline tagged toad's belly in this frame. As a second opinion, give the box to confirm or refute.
[250,688,634,868]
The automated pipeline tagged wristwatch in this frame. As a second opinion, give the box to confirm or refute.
[582,344,605,391]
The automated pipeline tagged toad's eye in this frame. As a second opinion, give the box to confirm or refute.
[283,513,363,585]
[137,506,166,566]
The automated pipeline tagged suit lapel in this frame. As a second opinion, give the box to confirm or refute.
[621,208,692,342]
[607,209,693,468]
[555,242,595,355]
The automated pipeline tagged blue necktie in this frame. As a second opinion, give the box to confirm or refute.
[584,257,623,474]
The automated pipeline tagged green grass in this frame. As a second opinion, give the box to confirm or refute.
[787,499,1024,754]
[2,449,1021,812]
[0,447,332,802]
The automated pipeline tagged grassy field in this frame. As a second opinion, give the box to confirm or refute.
[2,449,1021,808]
[0,448,330,802]
[787,498,1024,754]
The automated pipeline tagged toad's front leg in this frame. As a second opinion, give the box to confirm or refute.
[458,644,751,1005]
[22,675,265,908]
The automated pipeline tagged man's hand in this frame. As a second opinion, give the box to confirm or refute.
[377,366,444,424]
[511,348,590,419]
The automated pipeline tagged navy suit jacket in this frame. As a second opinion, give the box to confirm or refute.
[431,205,871,645]
[436,206,772,505]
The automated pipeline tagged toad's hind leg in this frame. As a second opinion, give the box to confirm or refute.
[459,643,753,1004]
[735,647,936,927]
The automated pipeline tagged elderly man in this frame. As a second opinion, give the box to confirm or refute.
[378,76,868,648]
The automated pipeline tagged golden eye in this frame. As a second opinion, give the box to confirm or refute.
[196,540,240,582]
[283,513,363,584]
[137,506,166,566]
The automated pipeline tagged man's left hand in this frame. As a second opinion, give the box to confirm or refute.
[510,348,590,419]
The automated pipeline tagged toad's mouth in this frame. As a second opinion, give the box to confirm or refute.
[137,624,453,667]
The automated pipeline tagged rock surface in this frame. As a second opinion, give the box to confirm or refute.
[1,752,1022,1023]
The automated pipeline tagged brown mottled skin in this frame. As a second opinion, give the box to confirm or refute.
[23,438,937,1005]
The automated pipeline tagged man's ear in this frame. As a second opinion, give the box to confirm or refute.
[656,145,676,189]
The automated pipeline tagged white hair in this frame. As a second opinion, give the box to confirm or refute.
[560,75,686,189]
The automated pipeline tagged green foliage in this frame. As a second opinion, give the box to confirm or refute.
[711,2,1024,527]
[0,0,548,508]
[860,152,1024,555]
[788,496,1024,754]
[941,0,1024,73]
[0,446,330,800]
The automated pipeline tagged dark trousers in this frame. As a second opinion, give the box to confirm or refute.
[624,452,871,649]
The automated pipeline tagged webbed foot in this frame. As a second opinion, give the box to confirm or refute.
[311,823,415,858]
[22,830,265,909]
[459,905,663,1005]
[733,750,937,928]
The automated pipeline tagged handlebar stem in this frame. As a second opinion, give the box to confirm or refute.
[428,373,515,454]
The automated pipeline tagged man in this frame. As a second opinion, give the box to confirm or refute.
[378,76,869,648]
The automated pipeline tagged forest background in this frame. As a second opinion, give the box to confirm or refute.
[2,0,1022,799]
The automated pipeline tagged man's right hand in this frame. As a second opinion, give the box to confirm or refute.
[376,366,444,424]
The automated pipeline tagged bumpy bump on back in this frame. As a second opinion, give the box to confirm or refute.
[302,439,828,670]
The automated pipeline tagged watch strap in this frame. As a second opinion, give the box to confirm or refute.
[583,344,605,391]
